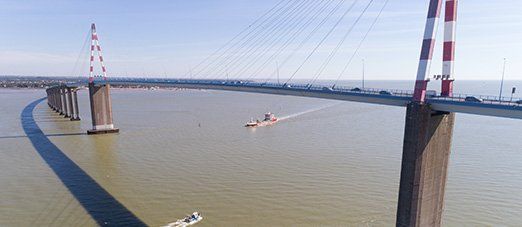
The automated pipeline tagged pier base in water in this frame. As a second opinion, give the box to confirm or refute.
[396,102,455,227]
[88,82,118,135]
[87,128,120,135]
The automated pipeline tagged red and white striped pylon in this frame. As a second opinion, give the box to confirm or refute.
[89,23,108,83]
[441,0,458,97]
[413,0,443,102]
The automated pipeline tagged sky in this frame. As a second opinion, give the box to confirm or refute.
[0,0,521,81]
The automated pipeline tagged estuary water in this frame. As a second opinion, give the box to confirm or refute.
[0,80,521,226]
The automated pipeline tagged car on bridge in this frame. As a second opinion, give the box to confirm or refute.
[516,100,522,105]
[379,90,393,95]
[351,87,362,92]
[322,86,333,91]
[426,90,437,97]
[464,96,483,103]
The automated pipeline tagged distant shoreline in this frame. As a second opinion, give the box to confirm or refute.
[0,86,192,91]
[0,76,193,90]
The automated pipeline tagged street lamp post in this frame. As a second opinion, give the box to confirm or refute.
[362,58,365,89]
[499,58,507,101]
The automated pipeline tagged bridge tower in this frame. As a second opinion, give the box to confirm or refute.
[441,0,457,97]
[397,1,458,226]
[87,23,119,135]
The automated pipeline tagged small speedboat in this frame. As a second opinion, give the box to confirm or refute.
[163,212,203,227]
[245,118,259,127]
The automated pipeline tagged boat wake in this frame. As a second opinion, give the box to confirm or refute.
[278,103,339,121]
[245,104,338,128]
[163,212,202,227]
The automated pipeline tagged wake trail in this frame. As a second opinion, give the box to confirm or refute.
[278,103,339,121]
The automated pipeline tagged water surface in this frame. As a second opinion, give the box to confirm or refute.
[0,81,521,226]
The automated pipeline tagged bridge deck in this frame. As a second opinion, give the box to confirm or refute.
[102,79,522,120]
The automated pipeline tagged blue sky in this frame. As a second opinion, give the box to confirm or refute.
[0,0,521,81]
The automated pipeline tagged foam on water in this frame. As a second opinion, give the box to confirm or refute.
[278,103,339,121]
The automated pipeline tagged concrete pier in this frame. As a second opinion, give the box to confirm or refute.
[396,102,455,227]
[63,87,71,118]
[53,89,57,111]
[46,85,81,121]
[47,82,116,133]
[87,82,119,134]
[48,87,61,112]
[71,89,81,121]
[59,87,66,115]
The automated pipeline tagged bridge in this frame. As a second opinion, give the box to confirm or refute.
[42,0,521,226]
[108,78,522,119]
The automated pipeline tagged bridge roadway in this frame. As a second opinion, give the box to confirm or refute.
[104,78,522,120]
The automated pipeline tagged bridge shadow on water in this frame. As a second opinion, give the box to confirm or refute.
[21,98,146,226]
[0,133,87,140]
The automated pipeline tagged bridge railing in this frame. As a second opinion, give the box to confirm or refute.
[333,85,415,97]
[108,78,521,106]
[431,93,521,106]
[241,81,415,97]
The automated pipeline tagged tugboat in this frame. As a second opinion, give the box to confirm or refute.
[163,212,203,227]
[245,112,278,127]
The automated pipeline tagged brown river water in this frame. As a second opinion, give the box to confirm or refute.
[0,80,521,226]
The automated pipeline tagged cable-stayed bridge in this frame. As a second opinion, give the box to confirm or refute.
[108,78,522,119]
[42,0,522,226]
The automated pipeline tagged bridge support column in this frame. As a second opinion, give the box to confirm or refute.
[87,82,119,134]
[49,88,55,111]
[65,87,74,119]
[59,86,67,115]
[50,89,55,110]
[54,88,60,112]
[46,89,51,108]
[396,102,455,227]
[63,87,71,118]
[46,85,82,120]
[71,89,81,121]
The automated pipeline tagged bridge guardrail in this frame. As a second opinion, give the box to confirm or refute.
[430,93,521,106]
[242,81,415,98]
[108,78,522,107]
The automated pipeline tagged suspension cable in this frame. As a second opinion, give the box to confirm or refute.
[192,0,298,79]
[333,0,389,88]
[309,0,375,87]
[69,28,91,78]
[198,0,301,79]
[187,0,288,79]
[209,0,313,80]
[228,0,327,80]
[262,0,348,84]
[247,0,336,83]
[283,0,357,86]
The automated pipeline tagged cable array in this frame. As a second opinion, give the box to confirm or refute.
[185,0,390,86]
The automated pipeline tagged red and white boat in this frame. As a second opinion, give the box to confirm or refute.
[245,112,278,127]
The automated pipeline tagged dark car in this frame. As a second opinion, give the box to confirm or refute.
[322,86,333,91]
[379,90,393,95]
[464,96,483,102]
[351,87,362,92]
[516,100,522,105]
[426,90,437,97]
